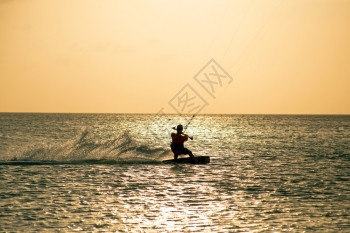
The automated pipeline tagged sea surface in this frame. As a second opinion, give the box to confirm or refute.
[0,113,349,232]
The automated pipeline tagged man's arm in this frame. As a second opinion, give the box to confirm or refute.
[182,134,193,141]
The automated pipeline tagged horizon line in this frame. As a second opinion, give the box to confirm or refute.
[1,111,349,116]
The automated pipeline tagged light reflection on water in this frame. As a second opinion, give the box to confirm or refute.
[0,114,349,231]
[1,159,349,232]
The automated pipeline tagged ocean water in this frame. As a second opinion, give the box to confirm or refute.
[0,113,349,232]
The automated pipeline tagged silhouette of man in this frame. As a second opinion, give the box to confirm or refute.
[170,124,196,162]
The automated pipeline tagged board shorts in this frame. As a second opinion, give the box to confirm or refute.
[175,147,192,155]
[170,143,191,155]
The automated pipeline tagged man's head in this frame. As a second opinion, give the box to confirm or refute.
[176,124,183,133]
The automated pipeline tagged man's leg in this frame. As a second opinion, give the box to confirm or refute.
[184,148,197,162]
[188,150,195,160]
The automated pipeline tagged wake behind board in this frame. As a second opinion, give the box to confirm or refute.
[162,156,210,164]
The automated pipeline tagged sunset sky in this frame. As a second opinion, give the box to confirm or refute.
[1,0,349,114]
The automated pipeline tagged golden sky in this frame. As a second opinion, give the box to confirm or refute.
[1,0,349,114]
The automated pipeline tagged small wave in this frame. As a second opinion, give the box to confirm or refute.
[4,128,171,164]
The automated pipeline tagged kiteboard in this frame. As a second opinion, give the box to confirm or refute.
[162,156,210,164]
